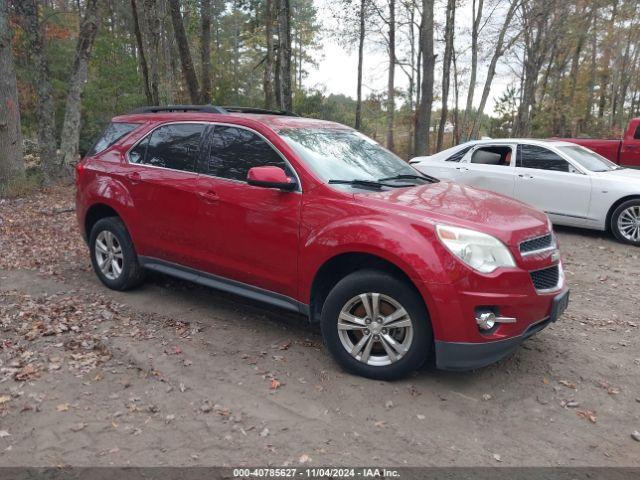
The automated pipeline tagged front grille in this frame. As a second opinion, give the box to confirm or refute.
[520,234,554,254]
[530,265,560,291]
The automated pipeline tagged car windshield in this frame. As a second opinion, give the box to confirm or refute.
[557,145,621,172]
[278,128,419,183]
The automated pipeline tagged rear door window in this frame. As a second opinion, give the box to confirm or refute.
[130,123,205,172]
[203,125,293,181]
[518,145,570,172]
[88,122,139,156]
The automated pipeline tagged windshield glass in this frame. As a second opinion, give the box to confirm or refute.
[278,128,418,182]
[558,145,620,172]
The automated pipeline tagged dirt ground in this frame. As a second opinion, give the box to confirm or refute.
[0,188,639,467]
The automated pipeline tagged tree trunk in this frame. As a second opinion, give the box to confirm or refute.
[200,0,212,103]
[16,0,57,184]
[355,0,366,130]
[263,0,276,109]
[168,0,201,104]
[436,0,455,151]
[143,0,160,104]
[462,0,483,140]
[131,0,152,104]
[277,0,292,111]
[414,0,435,156]
[58,0,101,180]
[0,0,24,191]
[470,0,519,139]
[385,0,395,151]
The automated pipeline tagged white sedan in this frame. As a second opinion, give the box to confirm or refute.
[411,139,640,245]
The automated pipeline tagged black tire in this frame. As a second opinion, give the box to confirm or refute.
[321,270,432,380]
[89,216,145,290]
[610,199,640,246]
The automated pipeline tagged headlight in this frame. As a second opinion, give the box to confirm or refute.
[436,224,516,273]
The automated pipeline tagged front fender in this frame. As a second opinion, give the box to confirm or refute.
[299,214,452,332]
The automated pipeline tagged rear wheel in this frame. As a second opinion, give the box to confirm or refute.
[89,217,145,290]
[321,270,432,380]
[611,200,640,246]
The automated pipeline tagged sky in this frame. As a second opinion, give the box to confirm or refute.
[305,0,516,117]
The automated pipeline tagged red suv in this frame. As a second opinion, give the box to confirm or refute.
[76,105,569,379]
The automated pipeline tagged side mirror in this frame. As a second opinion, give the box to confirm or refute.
[247,166,296,191]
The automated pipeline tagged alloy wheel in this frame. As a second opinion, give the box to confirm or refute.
[617,205,640,243]
[95,230,124,280]
[337,293,414,367]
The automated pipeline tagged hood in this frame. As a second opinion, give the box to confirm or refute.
[593,168,640,183]
[358,181,549,246]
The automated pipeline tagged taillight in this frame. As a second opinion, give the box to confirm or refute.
[75,162,85,185]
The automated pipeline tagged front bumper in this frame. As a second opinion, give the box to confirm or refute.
[434,289,569,371]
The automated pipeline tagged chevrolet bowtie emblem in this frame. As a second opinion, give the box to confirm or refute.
[550,250,560,262]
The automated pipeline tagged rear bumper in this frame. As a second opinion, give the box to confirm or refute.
[435,289,569,371]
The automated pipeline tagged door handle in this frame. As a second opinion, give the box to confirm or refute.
[518,174,534,179]
[198,190,219,203]
[125,171,141,183]
[456,167,469,171]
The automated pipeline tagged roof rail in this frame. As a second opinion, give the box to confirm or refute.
[221,106,299,117]
[131,104,227,114]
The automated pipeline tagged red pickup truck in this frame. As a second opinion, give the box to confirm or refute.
[558,118,640,168]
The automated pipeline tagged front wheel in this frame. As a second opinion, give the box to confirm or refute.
[89,216,145,290]
[321,270,432,380]
[611,200,640,246]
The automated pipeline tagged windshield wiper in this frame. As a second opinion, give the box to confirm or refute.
[378,173,439,184]
[328,179,386,189]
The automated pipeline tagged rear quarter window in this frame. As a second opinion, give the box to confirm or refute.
[88,122,140,156]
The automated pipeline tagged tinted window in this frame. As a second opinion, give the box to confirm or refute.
[445,145,472,162]
[205,126,291,181]
[519,145,569,172]
[88,122,139,156]
[634,124,640,140]
[129,135,149,164]
[134,123,205,171]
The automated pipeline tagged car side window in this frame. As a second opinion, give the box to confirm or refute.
[470,146,513,166]
[130,123,205,172]
[204,125,292,181]
[634,124,640,140]
[518,145,570,173]
[445,146,472,162]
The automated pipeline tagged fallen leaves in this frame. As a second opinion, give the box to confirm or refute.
[56,403,70,412]
[14,364,39,382]
[270,379,281,390]
[559,380,577,390]
[0,430,10,438]
[576,409,597,424]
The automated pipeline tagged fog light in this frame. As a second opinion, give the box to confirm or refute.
[476,311,496,330]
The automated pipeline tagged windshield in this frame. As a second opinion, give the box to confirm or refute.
[278,128,419,182]
[558,145,621,172]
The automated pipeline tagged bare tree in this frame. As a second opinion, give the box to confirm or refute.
[436,0,455,151]
[0,0,24,190]
[386,0,396,150]
[277,0,293,111]
[168,0,201,104]
[131,0,153,104]
[470,0,520,139]
[355,0,367,130]
[58,0,102,178]
[264,0,276,109]
[201,0,212,103]
[16,0,57,184]
[143,0,161,104]
[461,0,484,140]
[414,0,435,155]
